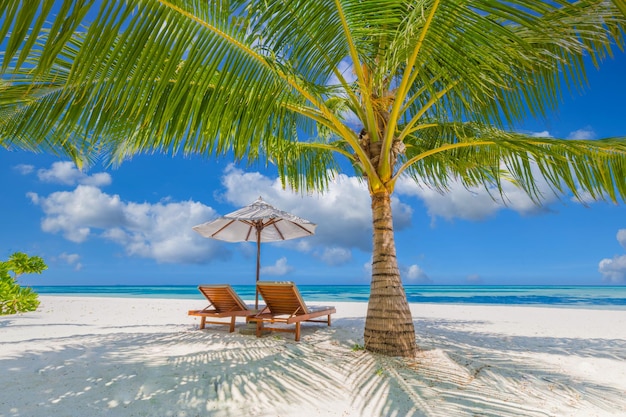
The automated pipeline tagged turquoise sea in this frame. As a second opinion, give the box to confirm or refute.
[33,285,626,309]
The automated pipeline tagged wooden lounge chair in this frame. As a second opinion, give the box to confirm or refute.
[251,281,336,341]
[188,284,255,332]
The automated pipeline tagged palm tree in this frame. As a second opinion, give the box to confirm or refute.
[2,0,626,357]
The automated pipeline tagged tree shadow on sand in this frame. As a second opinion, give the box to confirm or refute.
[346,316,626,417]
[0,318,369,416]
[2,316,626,417]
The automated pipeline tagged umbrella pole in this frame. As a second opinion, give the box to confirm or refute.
[255,225,261,309]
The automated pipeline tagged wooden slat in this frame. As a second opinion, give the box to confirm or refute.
[189,284,253,331]
[253,281,336,341]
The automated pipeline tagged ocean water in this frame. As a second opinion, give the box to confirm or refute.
[32,285,626,309]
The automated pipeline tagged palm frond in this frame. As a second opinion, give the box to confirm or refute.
[400,123,626,204]
[1,0,625,200]
[394,0,625,133]
[614,0,626,16]
[263,132,342,192]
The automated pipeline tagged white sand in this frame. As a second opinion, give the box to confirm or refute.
[1,296,626,417]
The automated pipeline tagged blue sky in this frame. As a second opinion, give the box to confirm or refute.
[2,49,626,287]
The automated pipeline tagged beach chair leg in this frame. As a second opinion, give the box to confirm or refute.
[229,316,236,333]
[295,322,301,341]
[256,320,263,338]
[327,315,331,326]
[200,316,206,330]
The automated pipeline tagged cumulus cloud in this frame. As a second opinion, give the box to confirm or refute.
[34,158,599,272]
[530,131,553,138]
[397,178,500,221]
[394,171,552,223]
[81,172,113,187]
[358,261,430,283]
[29,183,225,264]
[530,127,595,140]
[58,252,83,271]
[218,165,412,258]
[617,229,626,249]
[102,199,224,263]
[260,257,293,276]
[598,255,626,284]
[29,162,411,268]
[363,260,372,274]
[568,127,596,140]
[14,164,34,175]
[404,264,431,283]
[316,246,352,266]
[29,185,125,242]
[434,127,603,214]
[598,229,626,283]
[37,161,112,187]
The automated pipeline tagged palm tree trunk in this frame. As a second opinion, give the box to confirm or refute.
[364,191,417,357]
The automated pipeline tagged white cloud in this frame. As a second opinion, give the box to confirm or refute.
[398,179,500,221]
[13,164,34,175]
[530,131,553,138]
[36,159,610,274]
[59,252,80,264]
[219,165,412,255]
[104,200,224,263]
[26,192,40,204]
[598,255,626,284]
[37,161,83,184]
[395,172,552,222]
[81,172,112,186]
[530,128,596,140]
[29,163,414,267]
[568,127,596,140]
[219,165,277,206]
[404,264,430,283]
[394,153,569,223]
[28,163,415,268]
[317,246,352,266]
[31,185,126,242]
[359,261,430,283]
[59,252,82,271]
[260,257,293,276]
[598,229,626,283]
[617,229,626,250]
[37,161,112,187]
[29,184,225,264]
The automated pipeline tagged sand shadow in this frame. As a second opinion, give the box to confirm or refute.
[1,319,365,416]
[342,316,626,417]
[2,315,625,417]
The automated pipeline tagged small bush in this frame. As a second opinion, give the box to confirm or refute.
[351,343,365,351]
[0,252,47,315]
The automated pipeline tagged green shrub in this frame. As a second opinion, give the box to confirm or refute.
[351,343,365,351]
[0,252,47,315]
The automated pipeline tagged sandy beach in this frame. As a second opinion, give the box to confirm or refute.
[1,296,626,417]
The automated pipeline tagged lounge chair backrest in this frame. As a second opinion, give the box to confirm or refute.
[198,284,248,312]
[256,281,310,315]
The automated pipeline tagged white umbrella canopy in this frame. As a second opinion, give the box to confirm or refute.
[193,197,316,242]
[193,197,316,308]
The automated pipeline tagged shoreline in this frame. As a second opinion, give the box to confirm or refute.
[26,292,626,312]
[1,296,626,416]
[27,285,626,311]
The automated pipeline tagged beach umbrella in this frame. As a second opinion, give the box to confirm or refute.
[192,197,316,308]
